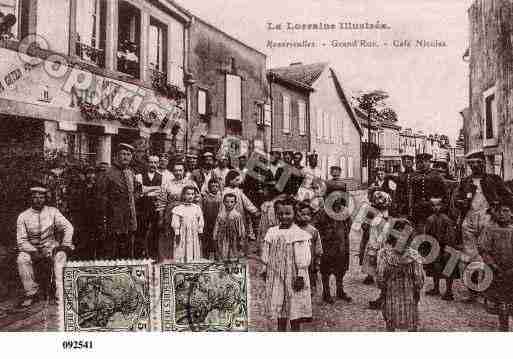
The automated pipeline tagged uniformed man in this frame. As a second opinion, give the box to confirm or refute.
[411,153,447,229]
[16,186,74,307]
[394,154,416,219]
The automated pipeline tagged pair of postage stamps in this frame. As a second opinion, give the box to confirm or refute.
[59,260,248,332]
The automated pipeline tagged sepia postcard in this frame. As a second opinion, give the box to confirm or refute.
[2,0,512,343]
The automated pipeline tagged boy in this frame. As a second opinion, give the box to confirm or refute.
[261,198,312,331]
[479,201,513,331]
[424,198,458,300]
[202,178,222,259]
[296,201,323,297]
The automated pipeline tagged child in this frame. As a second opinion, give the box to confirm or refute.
[213,193,246,260]
[261,197,312,331]
[423,198,458,301]
[257,180,286,255]
[362,190,393,309]
[201,178,222,259]
[479,201,513,331]
[221,170,259,255]
[171,186,205,262]
[377,219,425,332]
[313,182,352,304]
[296,201,323,297]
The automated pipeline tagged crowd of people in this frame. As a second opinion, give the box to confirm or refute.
[12,142,513,333]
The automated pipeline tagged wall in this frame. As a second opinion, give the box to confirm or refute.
[309,68,361,188]
[270,81,309,153]
[468,0,513,179]
[188,18,268,152]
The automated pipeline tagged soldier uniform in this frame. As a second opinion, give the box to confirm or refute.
[394,155,416,219]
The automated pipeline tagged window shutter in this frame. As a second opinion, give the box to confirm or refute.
[169,18,184,89]
[348,156,353,177]
[226,74,242,120]
[316,108,322,140]
[323,111,328,141]
[283,95,290,133]
[264,103,271,126]
[298,101,306,135]
[340,156,346,178]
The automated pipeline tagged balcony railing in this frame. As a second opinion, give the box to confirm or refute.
[76,42,105,68]
[117,41,140,78]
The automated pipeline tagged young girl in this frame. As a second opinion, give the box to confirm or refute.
[479,202,513,331]
[201,178,222,259]
[213,193,246,260]
[221,170,259,254]
[261,197,312,331]
[362,190,393,308]
[377,219,425,332]
[171,186,205,262]
[257,181,283,255]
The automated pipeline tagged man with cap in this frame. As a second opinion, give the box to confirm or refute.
[410,152,447,229]
[16,185,74,307]
[394,154,416,218]
[303,152,324,187]
[455,149,513,302]
[158,153,174,190]
[190,151,216,193]
[268,147,283,178]
[185,152,199,180]
[134,155,162,259]
[97,143,140,259]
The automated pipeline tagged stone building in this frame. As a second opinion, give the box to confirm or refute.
[187,17,269,157]
[268,62,363,188]
[465,0,513,179]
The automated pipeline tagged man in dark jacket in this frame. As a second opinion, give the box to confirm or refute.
[394,154,415,218]
[455,149,513,302]
[97,143,140,259]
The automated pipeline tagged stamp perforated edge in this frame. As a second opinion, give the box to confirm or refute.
[58,259,156,332]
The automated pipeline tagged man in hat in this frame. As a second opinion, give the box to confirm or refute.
[410,153,447,228]
[135,155,162,259]
[97,143,140,259]
[455,149,513,302]
[16,186,74,307]
[185,152,199,180]
[268,147,283,178]
[190,151,216,193]
[394,154,416,218]
[304,152,323,185]
[313,180,352,303]
[158,152,174,189]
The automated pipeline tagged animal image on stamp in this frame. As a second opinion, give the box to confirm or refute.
[59,260,154,332]
[157,261,248,332]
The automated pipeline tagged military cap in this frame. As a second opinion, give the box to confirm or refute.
[118,143,135,152]
[465,149,485,161]
[30,186,48,194]
[202,152,214,158]
[270,146,283,154]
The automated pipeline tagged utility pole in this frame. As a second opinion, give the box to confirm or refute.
[367,110,372,185]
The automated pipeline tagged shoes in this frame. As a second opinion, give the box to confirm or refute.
[425,288,440,296]
[16,294,39,309]
[323,294,335,304]
[337,292,352,302]
[441,292,454,301]
[363,276,374,285]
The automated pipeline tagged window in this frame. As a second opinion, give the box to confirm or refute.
[342,118,348,144]
[322,111,328,142]
[75,0,106,67]
[148,17,168,85]
[0,0,17,38]
[264,103,271,126]
[37,0,70,54]
[226,74,242,121]
[168,18,185,90]
[298,101,306,135]
[117,1,141,78]
[66,132,99,165]
[198,89,207,116]
[483,87,497,146]
[282,95,290,133]
[348,156,353,177]
[316,108,322,140]
[256,103,264,126]
[330,115,335,143]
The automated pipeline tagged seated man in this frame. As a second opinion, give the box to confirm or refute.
[16,185,74,307]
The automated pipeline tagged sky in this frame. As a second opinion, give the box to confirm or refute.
[176,0,474,144]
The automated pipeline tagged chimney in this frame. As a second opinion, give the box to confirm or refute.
[290,62,303,66]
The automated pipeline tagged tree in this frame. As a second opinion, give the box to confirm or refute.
[455,128,465,149]
[379,107,398,123]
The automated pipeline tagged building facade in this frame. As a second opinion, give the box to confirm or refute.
[188,17,269,157]
[0,0,190,166]
[267,67,311,159]
[465,0,513,179]
[378,121,401,173]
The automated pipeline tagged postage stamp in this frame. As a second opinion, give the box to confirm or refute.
[59,260,155,332]
[156,260,248,332]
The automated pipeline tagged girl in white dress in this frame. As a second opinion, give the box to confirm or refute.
[172,186,204,262]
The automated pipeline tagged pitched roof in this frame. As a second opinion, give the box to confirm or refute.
[329,68,363,136]
[268,62,328,86]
